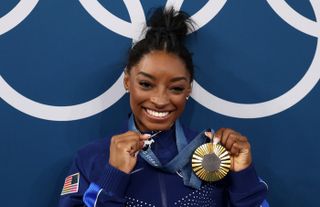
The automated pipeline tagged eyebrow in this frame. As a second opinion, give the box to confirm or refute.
[137,71,155,80]
[137,71,188,82]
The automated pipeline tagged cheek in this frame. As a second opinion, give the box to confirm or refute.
[172,96,188,110]
[129,88,149,106]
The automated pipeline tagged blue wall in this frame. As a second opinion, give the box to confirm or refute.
[1,0,319,206]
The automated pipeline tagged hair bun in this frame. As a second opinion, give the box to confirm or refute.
[145,7,194,43]
[127,7,195,82]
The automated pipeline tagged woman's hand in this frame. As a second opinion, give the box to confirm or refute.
[205,128,252,172]
[109,131,150,174]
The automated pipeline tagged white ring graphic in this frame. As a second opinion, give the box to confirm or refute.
[165,0,228,33]
[0,73,125,121]
[267,0,320,37]
[191,0,320,118]
[79,0,145,41]
[0,0,226,121]
[0,0,39,35]
[0,0,319,120]
[79,0,227,39]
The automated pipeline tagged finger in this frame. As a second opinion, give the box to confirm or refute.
[113,136,142,153]
[220,128,234,146]
[229,142,241,156]
[225,133,240,149]
[223,131,242,149]
[118,131,141,140]
[214,128,227,144]
[204,131,221,145]
[127,141,144,156]
[127,134,151,153]
[111,131,140,145]
[234,139,251,153]
[113,131,146,147]
[139,133,151,140]
[230,156,235,170]
[237,135,248,142]
[131,142,146,156]
[214,128,225,140]
[128,148,138,157]
[114,133,151,156]
[130,137,146,150]
[204,131,213,139]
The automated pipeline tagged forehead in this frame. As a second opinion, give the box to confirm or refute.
[132,51,190,79]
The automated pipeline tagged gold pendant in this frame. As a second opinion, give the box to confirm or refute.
[192,143,231,182]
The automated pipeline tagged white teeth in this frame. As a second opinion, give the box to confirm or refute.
[146,109,169,118]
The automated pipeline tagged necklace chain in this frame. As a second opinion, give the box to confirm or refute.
[141,130,162,150]
[148,130,162,138]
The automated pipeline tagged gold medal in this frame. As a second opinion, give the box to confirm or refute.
[192,140,231,182]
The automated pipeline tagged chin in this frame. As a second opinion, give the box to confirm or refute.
[143,121,174,131]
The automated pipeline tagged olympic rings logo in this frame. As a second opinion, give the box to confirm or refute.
[0,0,319,121]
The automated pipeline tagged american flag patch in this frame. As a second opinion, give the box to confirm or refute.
[61,173,80,195]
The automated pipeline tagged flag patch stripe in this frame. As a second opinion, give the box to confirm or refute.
[61,173,80,195]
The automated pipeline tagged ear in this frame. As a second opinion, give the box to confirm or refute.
[186,82,192,97]
[123,69,130,91]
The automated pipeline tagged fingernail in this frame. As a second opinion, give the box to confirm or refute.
[142,134,151,138]
[213,136,220,144]
[135,151,139,157]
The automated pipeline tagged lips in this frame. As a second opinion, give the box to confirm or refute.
[145,108,170,119]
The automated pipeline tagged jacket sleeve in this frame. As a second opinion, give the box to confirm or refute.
[227,164,268,207]
[58,150,130,207]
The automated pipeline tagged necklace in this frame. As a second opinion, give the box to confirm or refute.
[129,114,205,189]
[142,130,162,151]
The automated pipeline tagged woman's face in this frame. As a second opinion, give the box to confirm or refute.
[124,51,192,131]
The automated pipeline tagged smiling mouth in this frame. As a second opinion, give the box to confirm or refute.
[145,108,171,119]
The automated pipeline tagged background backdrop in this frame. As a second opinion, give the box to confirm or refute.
[1,0,319,206]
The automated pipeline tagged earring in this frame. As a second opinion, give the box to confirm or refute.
[125,89,129,93]
[186,96,189,100]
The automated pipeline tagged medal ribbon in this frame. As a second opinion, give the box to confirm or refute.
[128,114,209,189]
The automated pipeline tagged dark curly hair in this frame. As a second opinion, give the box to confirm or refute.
[126,7,195,82]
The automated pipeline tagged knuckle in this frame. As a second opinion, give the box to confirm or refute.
[242,136,248,141]
[229,134,237,140]
[224,128,233,133]
[127,131,136,135]
[115,142,123,149]
[233,141,239,147]
[216,128,224,132]
[231,148,238,154]
[215,128,224,135]
[111,136,118,143]
[247,142,251,149]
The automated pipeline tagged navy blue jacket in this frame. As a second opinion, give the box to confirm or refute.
[58,120,268,207]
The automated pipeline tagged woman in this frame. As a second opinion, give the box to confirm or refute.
[59,7,267,207]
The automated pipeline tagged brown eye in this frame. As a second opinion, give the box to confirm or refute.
[139,81,152,89]
[171,87,185,94]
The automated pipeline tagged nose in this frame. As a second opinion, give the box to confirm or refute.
[150,90,169,108]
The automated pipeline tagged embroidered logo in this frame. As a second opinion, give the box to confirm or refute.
[61,173,80,195]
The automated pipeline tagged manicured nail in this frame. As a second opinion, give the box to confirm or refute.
[135,151,139,157]
[213,136,220,144]
[204,132,211,137]
[142,134,151,138]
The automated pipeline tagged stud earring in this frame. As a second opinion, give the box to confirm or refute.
[186,96,189,100]
[125,89,129,93]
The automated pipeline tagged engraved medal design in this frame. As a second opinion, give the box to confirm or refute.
[192,135,231,182]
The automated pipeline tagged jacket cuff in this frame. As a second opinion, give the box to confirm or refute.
[228,164,260,193]
[96,163,130,197]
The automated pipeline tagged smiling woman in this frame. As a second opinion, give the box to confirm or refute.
[124,51,192,131]
[58,7,268,207]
